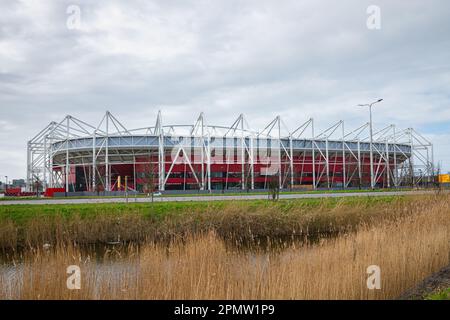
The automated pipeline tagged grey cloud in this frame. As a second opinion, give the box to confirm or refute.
[1,0,450,178]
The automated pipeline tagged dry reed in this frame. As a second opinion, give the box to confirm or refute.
[0,195,436,249]
[1,195,449,299]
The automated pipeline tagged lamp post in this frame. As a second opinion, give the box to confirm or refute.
[4,176,8,192]
[358,99,383,189]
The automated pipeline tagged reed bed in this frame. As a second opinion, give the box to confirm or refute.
[1,195,449,300]
[0,195,433,250]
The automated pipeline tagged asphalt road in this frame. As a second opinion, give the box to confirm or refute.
[0,190,444,205]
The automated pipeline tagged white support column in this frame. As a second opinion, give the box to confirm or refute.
[241,126,245,190]
[156,111,165,191]
[49,139,53,188]
[133,154,137,191]
[191,112,206,190]
[342,121,346,189]
[385,138,390,188]
[43,135,48,191]
[65,116,70,193]
[48,122,54,189]
[92,131,96,191]
[250,136,255,190]
[27,141,31,191]
[312,119,316,190]
[357,139,362,188]
[408,128,414,186]
[200,138,204,190]
[325,138,330,189]
[105,113,110,192]
[198,115,205,190]
[290,135,294,189]
[277,117,282,189]
[430,143,435,182]
[158,133,165,191]
[393,125,398,187]
[207,134,211,191]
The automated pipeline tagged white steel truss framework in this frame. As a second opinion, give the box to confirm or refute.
[27,111,434,192]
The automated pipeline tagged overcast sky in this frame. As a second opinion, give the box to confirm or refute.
[1,0,449,179]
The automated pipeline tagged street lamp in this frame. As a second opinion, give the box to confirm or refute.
[4,176,8,192]
[358,99,383,189]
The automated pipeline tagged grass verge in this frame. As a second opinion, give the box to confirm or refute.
[0,194,441,250]
[426,288,450,300]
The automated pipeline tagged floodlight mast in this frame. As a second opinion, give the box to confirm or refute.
[358,99,383,189]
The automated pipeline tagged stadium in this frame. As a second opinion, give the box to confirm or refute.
[26,111,434,194]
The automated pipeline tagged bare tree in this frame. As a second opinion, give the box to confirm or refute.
[143,157,157,203]
[94,171,103,196]
[268,174,280,201]
[33,177,42,197]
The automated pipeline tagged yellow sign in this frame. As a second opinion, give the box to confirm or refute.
[118,176,121,189]
[439,174,450,183]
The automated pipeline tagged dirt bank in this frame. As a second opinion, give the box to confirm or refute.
[398,264,450,300]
